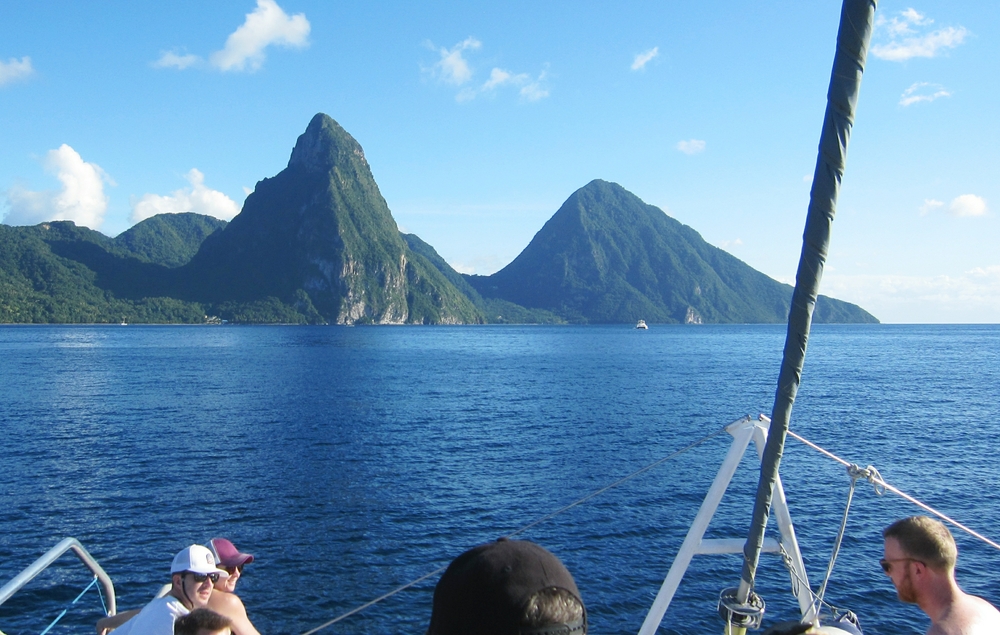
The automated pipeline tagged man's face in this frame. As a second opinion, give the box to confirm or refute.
[181,572,216,608]
[882,537,917,603]
[195,629,231,635]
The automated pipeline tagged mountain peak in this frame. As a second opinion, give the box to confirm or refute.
[468,180,878,324]
[288,113,368,173]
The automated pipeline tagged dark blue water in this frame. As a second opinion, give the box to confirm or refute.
[1,324,998,635]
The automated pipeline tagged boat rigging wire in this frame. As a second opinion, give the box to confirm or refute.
[811,464,865,618]
[506,426,730,540]
[774,547,861,635]
[298,425,730,635]
[787,429,1000,552]
[38,576,100,635]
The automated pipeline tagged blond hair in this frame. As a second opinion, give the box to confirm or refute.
[883,516,957,571]
[521,586,586,632]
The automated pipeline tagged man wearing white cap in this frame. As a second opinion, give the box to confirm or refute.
[108,545,228,635]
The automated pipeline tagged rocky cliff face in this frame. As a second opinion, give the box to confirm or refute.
[184,113,481,324]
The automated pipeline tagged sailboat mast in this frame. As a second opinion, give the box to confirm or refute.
[729,0,878,629]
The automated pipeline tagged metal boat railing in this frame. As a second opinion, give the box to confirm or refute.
[0,537,117,619]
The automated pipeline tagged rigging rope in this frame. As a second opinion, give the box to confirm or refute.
[96,574,109,615]
[506,426,729,539]
[811,464,863,618]
[777,545,847,622]
[787,429,1000,552]
[38,576,100,635]
[298,425,730,635]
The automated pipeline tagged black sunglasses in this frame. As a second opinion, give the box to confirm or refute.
[186,571,221,583]
[879,557,921,574]
[225,563,245,574]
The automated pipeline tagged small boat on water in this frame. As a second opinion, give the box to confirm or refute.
[635,320,648,330]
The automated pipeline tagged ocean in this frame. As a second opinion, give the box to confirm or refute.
[1,324,998,635]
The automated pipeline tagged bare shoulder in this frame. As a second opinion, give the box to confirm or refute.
[207,589,260,635]
[207,590,248,616]
[931,594,1000,635]
[967,594,1000,626]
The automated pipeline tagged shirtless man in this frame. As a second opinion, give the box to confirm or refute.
[882,516,1000,635]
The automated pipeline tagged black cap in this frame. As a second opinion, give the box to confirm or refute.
[428,539,585,635]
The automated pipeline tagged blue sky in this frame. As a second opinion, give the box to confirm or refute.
[1,1,997,323]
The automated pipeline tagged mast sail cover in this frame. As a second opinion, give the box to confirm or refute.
[736,0,877,608]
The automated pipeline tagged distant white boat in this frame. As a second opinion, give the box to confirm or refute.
[635,320,648,329]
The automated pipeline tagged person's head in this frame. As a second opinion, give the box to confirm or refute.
[882,516,957,603]
[883,516,957,572]
[174,608,232,635]
[170,545,229,610]
[208,538,254,593]
[428,539,586,635]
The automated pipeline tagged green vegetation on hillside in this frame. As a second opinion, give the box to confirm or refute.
[116,213,227,267]
[467,179,877,324]
[0,222,207,323]
[0,119,878,326]
[182,114,483,325]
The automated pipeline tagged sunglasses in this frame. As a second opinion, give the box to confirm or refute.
[879,557,922,574]
[225,563,245,574]
[186,571,221,584]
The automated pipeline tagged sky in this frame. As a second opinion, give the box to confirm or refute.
[1,1,997,323]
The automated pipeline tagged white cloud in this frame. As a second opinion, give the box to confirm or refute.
[878,8,933,37]
[480,67,549,101]
[520,68,550,102]
[899,82,951,107]
[429,37,481,85]
[520,78,549,102]
[130,169,240,223]
[482,67,523,91]
[0,56,34,86]
[872,10,967,62]
[425,39,549,102]
[631,47,659,71]
[448,254,509,276]
[919,199,944,216]
[154,51,201,70]
[210,0,310,72]
[949,194,987,218]
[677,139,706,155]
[3,145,111,229]
[478,67,548,102]
[823,269,1000,323]
[720,238,743,250]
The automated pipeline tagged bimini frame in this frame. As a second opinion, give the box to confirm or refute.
[638,415,814,635]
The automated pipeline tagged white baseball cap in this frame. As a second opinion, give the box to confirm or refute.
[170,545,230,578]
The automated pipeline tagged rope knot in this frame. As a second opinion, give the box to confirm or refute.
[865,465,885,495]
[845,463,884,494]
